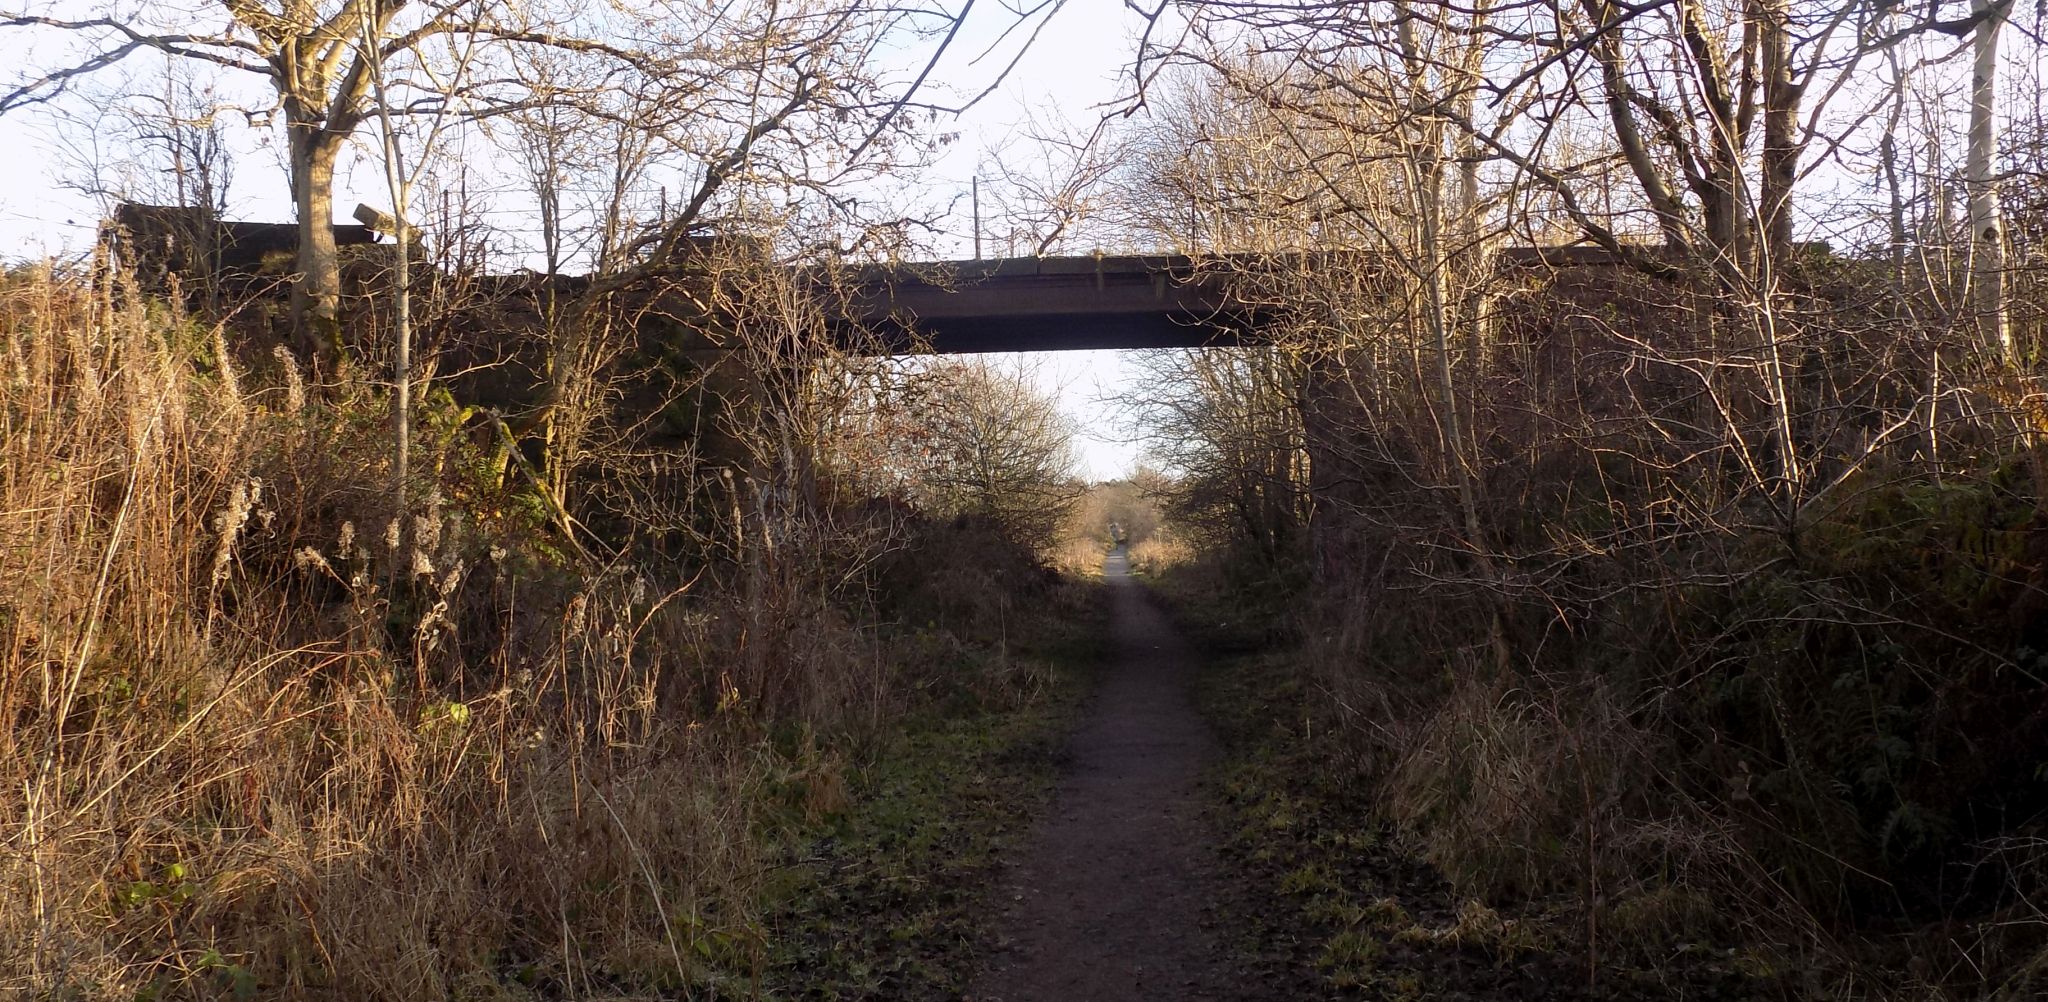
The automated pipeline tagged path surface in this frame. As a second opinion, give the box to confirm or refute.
[971,550,1248,1001]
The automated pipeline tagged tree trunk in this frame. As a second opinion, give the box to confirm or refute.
[1394,7,1481,552]
[368,51,413,534]
[1453,3,1495,382]
[1757,0,1799,268]
[1967,0,2013,366]
[289,126,346,375]
[1754,0,1802,507]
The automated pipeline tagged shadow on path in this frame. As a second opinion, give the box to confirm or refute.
[971,549,1252,1001]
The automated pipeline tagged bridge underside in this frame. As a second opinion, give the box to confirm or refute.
[832,247,1643,354]
[839,255,1265,354]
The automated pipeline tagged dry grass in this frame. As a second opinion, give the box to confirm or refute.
[1267,467,2048,996]
[0,262,1043,999]
[1127,532,1194,576]
[1048,536,1109,578]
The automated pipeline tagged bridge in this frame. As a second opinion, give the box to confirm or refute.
[106,203,1654,355]
[838,255,1260,353]
[834,247,1639,354]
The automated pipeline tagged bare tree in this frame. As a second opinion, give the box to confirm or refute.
[7,1,576,364]
[898,359,1083,549]
[1123,346,1307,559]
[1108,2,2048,991]
[979,112,1126,256]
[2,0,952,373]
[1967,0,2015,365]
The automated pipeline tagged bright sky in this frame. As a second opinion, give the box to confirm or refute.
[0,0,1158,481]
[906,0,1157,482]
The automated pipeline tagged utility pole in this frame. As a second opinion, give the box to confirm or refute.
[972,176,982,259]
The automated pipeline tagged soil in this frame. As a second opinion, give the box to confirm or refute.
[968,549,1266,1001]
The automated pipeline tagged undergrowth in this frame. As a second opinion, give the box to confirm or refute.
[1155,462,2048,1001]
[1188,637,1768,1000]
[0,262,1095,1000]
[757,605,1103,999]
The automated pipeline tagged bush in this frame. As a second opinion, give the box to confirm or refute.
[0,263,1078,1000]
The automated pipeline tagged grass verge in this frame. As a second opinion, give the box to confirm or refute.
[753,593,1105,1000]
[1161,580,1770,1001]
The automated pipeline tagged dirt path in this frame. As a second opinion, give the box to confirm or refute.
[970,549,1251,1001]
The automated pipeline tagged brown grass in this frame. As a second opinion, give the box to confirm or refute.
[1049,536,1109,578]
[0,262,1046,999]
[1127,532,1194,577]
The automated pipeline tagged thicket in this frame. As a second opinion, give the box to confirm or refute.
[1111,4,2048,996]
[1141,273,2048,1001]
[1284,279,2048,997]
[0,255,1081,999]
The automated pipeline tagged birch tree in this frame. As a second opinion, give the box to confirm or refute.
[1967,0,2014,365]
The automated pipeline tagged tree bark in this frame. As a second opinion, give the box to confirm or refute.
[1757,0,1800,268]
[1753,0,1802,506]
[1967,0,2013,366]
[288,123,347,375]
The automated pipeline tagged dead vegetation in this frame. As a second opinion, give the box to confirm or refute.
[0,235,1088,998]
[1110,3,2048,997]
[7,0,2048,996]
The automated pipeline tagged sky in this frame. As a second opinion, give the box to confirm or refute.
[899,0,1158,482]
[0,0,1161,481]
[14,5,2039,484]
